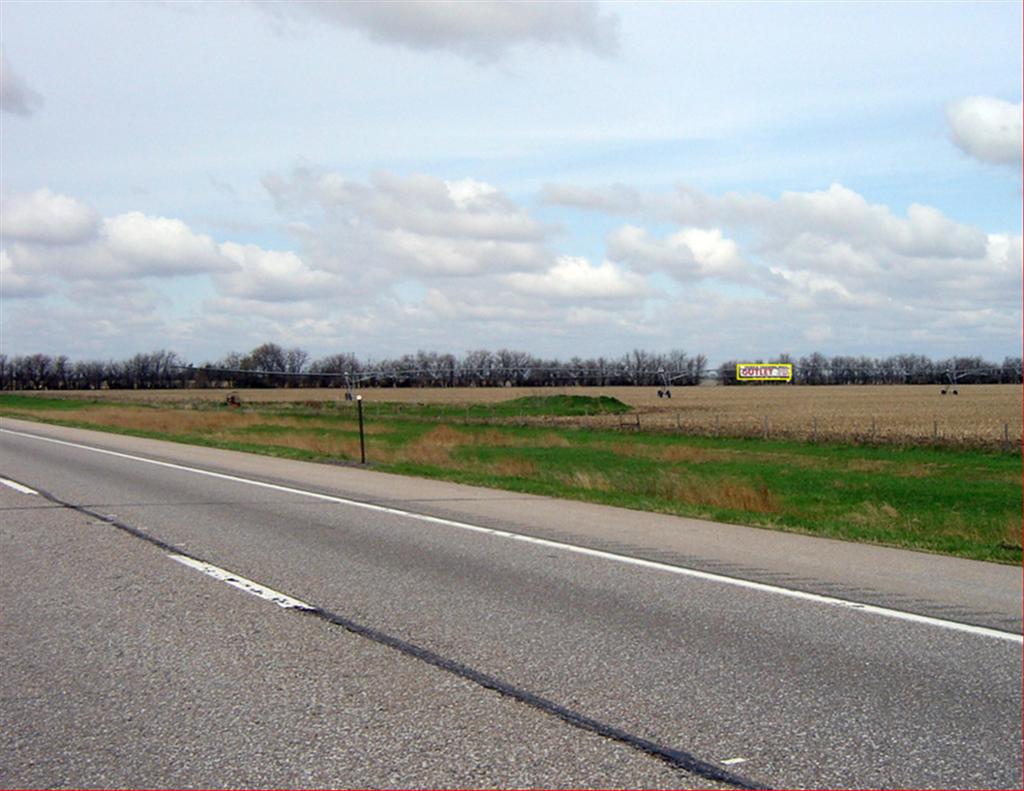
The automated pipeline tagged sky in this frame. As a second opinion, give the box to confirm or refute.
[1,0,1021,367]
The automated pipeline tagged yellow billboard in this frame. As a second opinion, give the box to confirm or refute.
[736,363,793,382]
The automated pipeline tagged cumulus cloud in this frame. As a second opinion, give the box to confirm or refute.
[258,170,1020,358]
[548,180,991,260]
[543,179,1021,345]
[8,173,1016,363]
[755,185,986,259]
[2,189,99,245]
[946,96,1023,167]
[268,169,549,241]
[412,282,655,353]
[264,167,554,277]
[215,242,343,302]
[2,190,236,281]
[502,255,646,299]
[265,0,619,62]
[607,225,748,282]
[0,52,43,116]
[766,266,882,311]
[255,166,663,348]
[102,213,233,276]
[382,230,548,276]
[423,287,537,323]
[0,249,50,298]
[548,181,989,261]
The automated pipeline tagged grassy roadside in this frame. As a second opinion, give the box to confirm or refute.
[2,393,1020,564]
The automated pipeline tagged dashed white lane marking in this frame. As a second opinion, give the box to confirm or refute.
[0,477,39,495]
[4,427,1022,645]
[721,758,748,765]
[169,554,314,610]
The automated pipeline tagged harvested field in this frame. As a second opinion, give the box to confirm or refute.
[16,384,1021,448]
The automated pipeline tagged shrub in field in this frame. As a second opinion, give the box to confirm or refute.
[501,395,630,416]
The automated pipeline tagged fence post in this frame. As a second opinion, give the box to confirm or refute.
[933,418,938,440]
[763,415,769,439]
[812,416,818,442]
[715,414,720,437]
[356,395,366,465]
[1004,422,1010,451]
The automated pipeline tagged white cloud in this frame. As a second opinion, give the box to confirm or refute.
[564,305,644,329]
[268,169,549,241]
[0,51,43,116]
[423,287,536,323]
[102,212,233,276]
[502,255,646,299]
[0,248,49,298]
[946,96,1023,167]
[4,170,1018,363]
[607,225,748,281]
[382,230,547,276]
[2,192,237,282]
[215,242,343,302]
[772,186,985,259]
[1,189,99,245]
[445,177,498,209]
[265,0,620,62]
[678,184,986,260]
[767,266,881,310]
[551,181,989,261]
[542,179,1021,353]
[264,168,554,278]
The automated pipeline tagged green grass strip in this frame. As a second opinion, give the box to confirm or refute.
[2,397,1019,565]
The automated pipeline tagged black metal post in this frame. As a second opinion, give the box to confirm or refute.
[357,395,366,464]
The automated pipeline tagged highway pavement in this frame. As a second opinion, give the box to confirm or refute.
[1,418,1020,789]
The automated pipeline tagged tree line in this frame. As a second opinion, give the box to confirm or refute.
[1,344,1020,390]
[196,346,711,388]
[717,353,1023,386]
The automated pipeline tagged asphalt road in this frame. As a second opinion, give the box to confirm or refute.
[1,418,1021,789]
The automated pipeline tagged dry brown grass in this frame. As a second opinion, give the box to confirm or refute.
[20,405,369,460]
[1002,518,1023,551]
[249,432,361,458]
[29,403,402,438]
[557,470,614,492]
[42,406,274,434]
[460,428,570,449]
[368,425,542,474]
[377,425,462,466]
[485,458,539,477]
[561,467,780,513]
[606,441,714,463]
[648,472,780,513]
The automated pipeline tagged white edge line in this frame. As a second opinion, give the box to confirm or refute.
[169,554,314,610]
[4,426,1021,645]
[0,476,39,495]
